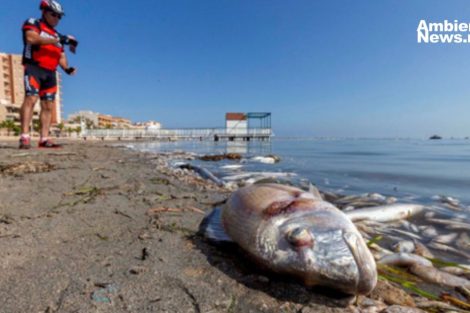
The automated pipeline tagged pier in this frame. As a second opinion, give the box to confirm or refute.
[81,112,272,141]
[81,127,272,141]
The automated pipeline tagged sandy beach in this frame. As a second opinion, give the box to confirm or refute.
[0,140,449,313]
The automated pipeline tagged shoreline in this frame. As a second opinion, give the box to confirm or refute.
[0,140,467,312]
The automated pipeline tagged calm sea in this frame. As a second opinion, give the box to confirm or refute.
[128,138,470,210]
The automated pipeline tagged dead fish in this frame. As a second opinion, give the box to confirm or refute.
[440,266,470,277]
[345,204,424,223]
[362,192,387,203]
[413,241,435,259]
[416,299,467,313]
[426,218,470,231]
[200,183,377,295]
[420,226,438,238]
[388,228,422,240]
[392,241,415,254]
[432,232,459,244]
[178,163,225,187]
[428,242,470,259]
[381,305,426,313]
[399,220,419,233]
[456,232,470,250]
[410,264,470,288]
[378,253,433,267]
[433,195,460,207]
[369,243,393,260]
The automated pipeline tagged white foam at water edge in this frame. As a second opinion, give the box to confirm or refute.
[222,171,297,181]
[220,164,244,170]
[251,156,276,164]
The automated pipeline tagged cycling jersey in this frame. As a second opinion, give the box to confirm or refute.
[22,18,64,71]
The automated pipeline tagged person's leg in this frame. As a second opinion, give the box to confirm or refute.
[20,65,41,148]
[20,95,39,134]
[39,100,54,140]
[37,69,59,147]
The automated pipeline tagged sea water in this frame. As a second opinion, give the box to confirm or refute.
[129,138,470,208]
[129,138,470,263]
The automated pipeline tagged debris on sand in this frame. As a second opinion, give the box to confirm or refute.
[0,161,55,176]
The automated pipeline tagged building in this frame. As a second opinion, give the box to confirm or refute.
[226,112,248,135]
[224,112,272,141]
[98,114,113,128]
[67,110,99,127]
[68,111,137,129]
[0,52,62,125]
[112,116,132,128]
[134,121,162,130]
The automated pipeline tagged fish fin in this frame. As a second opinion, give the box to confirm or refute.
[199,207,233,242]
[308,183,323,200]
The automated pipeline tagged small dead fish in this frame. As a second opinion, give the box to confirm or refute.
[413,241,435,259]
[416,299,468,313]
[410,264,470,288]
[440,266,470,277]
[392,241,415,254]
[456,232,470,251]
[433,195,460,207]
[378,253,433,267]
[432,232,459,245]
[399,220,419,233]
[178,163,225,187]
[345,204,424,223]
[420,226,438,238]
[200,183,377,295]
[426,218,470,231]
[428,242,470,259]
[389,228,422,240]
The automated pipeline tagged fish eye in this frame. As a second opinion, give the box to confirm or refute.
[286,228,314,247]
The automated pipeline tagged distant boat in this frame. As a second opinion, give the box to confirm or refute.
[429,135,442,140]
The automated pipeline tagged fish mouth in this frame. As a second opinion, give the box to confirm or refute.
[343,232,377,295]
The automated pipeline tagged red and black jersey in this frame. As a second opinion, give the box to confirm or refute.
[22,18,64,71]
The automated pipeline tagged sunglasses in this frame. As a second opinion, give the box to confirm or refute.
[47,11,62,19]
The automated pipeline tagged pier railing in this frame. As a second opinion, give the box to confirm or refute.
[82,128,272,141]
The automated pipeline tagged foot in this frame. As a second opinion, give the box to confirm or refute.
[19,136,31,149]
[38,139,62,148]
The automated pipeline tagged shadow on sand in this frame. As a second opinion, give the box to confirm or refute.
[190,233,355,309]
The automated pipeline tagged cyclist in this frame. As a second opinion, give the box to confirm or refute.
[19,0,78,149]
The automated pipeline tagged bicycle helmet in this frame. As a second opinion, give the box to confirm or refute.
[40,0,65,16]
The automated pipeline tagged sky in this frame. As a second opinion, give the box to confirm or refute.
[1,0,470,138]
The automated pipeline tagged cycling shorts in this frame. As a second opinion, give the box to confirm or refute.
[24,64,57,101]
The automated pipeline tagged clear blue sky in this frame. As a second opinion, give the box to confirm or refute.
[1,0,470,137]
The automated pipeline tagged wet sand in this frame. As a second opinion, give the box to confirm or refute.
[0,141,432,312]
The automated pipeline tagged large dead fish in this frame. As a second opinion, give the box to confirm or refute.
[200,183,377,295]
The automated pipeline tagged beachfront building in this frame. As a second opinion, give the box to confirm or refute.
[112,116,133,128]
[97,114,133,128]
[134,121,162,130]
[68,111,99,128]
[98,114,113,128]
[0,52,62,126]
[68,111,137,129]
[226,113,248,135]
